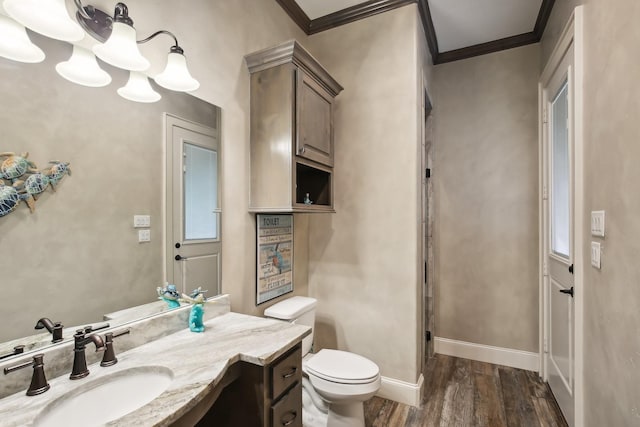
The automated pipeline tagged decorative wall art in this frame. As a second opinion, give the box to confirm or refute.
[0,152,71,218]
[256,214,293,305]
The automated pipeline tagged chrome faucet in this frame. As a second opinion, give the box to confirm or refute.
[34,318,64,343]
[70,330,105,380]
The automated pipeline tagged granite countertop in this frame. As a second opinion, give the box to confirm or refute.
[0,312,310,427]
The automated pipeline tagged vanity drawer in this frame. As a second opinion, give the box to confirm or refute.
[271,381,302,427]
[271,345,302,400]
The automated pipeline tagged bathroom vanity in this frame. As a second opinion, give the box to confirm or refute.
[0,300,309,427]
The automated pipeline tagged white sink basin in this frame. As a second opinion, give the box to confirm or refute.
[34,366,173,427]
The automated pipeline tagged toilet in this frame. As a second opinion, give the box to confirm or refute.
[264,296,381,427]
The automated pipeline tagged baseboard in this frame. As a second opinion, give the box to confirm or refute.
[434,337,539,371]
[376,374,423,407]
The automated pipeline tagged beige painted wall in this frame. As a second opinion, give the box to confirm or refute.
[433,44,540,352]
[542,1,640,425]
[0,0,310,343]
[304,5,426,384]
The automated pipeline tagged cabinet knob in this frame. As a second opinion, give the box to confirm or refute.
[299,146,306,154]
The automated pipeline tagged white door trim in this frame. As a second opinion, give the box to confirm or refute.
[539,6,584,426]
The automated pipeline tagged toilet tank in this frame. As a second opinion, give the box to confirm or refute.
[264,296,316,356]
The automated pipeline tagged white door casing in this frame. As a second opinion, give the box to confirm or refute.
[539,7,584,427]
[164,114,221,296]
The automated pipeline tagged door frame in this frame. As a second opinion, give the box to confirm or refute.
[538,6,584,426]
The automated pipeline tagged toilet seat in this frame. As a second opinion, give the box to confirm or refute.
[305,349,379,384]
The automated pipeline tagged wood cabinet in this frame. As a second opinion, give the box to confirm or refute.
[269,345,303,427]
[192,343,303,427]
[245,40,343,213]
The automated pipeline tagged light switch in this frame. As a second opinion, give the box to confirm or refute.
[591,211,605,237]
[591,241,601,269]
[134,215,151,228]
[138,229,151,243]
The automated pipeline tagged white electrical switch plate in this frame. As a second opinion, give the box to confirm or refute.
[591,211,605,237]
[138,229,151,243]
[591,241,601,269]
[134,215,151,228]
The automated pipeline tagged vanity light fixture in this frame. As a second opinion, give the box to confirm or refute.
[88,3,149,71]
[3,0,85,42]
[117,71,161,103]
[0,0,199,103]
[75,1,200,91]
[55,45,112,87]
[0,14,45,63]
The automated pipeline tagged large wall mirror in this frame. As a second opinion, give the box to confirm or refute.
[0,31,221,356]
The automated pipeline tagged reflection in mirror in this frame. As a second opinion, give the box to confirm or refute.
[184,143,218,241]
[165,116,221,297]
[0,32,221,357]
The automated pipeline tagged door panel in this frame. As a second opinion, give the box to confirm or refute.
[166,114,221,296]
[179,254,220,295]
[296,70,333,167]
[544,46,575,425]
[549,277,572,389]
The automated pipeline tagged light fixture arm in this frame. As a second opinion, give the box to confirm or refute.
[73,0,95,22]
[137,30,183,54]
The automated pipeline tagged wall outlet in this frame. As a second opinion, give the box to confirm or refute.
[138,229,151,243]
[134,215,151,228]
[591,241,601,269]
[591,211,605,237]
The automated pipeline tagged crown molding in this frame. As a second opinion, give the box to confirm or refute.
[308,0,414,34]
[275,0,556,65]
[276,0,413,35]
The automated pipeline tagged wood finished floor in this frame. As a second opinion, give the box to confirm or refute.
[364,354,567,427]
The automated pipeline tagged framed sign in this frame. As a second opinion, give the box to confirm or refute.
[256,214,293,305]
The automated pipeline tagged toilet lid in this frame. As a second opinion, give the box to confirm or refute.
[305,349,379,384]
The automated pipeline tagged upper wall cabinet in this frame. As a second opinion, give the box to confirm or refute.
[245,40,343,213]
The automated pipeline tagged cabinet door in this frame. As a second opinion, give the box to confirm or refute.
[296,69,334,167]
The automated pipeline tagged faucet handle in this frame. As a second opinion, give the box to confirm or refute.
[83,323,110,334]
[100,329,130,367]
[4,354,50,396]
[0,345,25,361]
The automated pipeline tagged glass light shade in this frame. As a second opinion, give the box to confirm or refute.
[3,0,84,42]
[117,72,160,103]
[0,14,44,63]
[155,52,200,92]
[93,22,149,71]
[55,46,111,87]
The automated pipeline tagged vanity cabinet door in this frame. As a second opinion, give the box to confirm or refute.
[296,69,334,168]
[271,382,302,427]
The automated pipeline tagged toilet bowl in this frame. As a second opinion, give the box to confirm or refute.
[264,296,381,427]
